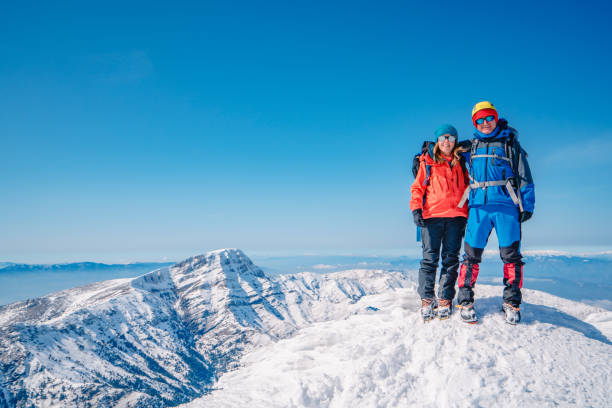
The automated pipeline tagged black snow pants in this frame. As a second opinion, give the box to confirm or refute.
[417,216,467,301]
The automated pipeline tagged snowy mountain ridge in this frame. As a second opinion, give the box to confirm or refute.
[0,249,411,407]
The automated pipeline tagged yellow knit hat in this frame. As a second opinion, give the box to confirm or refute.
[472,101,497,117]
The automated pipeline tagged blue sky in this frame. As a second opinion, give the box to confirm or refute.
[2,1,612,263]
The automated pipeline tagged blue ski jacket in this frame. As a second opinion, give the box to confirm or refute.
[459,120,535,213]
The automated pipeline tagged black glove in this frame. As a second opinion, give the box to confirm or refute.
[413,209,426,227]
[519,211,532,223]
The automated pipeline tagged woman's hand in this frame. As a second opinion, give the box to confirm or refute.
[412,209,426,227]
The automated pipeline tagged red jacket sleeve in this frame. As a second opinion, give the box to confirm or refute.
[410,159,427,211]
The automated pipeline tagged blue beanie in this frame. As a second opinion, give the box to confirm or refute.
[434,124,458,139]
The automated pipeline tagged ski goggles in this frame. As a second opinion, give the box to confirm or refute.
[437,135,457,142]
[475,115,496,125]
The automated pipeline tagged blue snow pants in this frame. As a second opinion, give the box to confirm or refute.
[458,204,524,307]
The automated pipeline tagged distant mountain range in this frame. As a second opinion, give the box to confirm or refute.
[0,249,410,407]
[0,262,174,274]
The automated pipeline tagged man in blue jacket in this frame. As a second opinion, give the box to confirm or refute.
[455,101,535,325]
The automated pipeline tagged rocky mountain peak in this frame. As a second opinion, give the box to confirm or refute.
[0,249,413,408]
[170,248,263,279]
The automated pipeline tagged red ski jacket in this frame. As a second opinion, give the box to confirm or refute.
[410,153,469,219]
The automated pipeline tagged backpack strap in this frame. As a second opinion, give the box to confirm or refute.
[458,179,523,210]
[468,153,512,163]
[504,132,515,165]
[457,132,524,211]
[421,161,431,206]
[505,131,524,212]
[423,162,431,187]
[412,141,432,178]
[470,138,478,167]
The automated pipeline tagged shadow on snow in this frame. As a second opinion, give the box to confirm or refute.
[475,296,612,346]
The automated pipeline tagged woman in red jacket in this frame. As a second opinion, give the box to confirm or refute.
[410,124,468,321]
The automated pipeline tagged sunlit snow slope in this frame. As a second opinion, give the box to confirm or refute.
[183,285,612,408]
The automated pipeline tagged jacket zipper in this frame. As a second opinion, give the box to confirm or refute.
[484,143,488,204]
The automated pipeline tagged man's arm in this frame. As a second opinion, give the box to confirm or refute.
[514,140,535,214]
[457,139,472,150]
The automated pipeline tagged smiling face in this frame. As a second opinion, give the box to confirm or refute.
[473,108,498,134]
[476,117,497,134]
[437,135,455,156]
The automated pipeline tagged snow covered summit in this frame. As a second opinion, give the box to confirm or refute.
[184,284,612,408]
[0,249,411,407]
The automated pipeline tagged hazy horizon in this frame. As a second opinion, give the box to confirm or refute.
[3,244,612,265]
[2,248,612,310]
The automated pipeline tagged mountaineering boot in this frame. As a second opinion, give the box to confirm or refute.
[437,299,453,320]
[421,298,437,322]
[502,303,521,325]
[457,303,478,324]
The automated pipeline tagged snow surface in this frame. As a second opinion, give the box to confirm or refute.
[1,248,611,407]
[183,285,612,408]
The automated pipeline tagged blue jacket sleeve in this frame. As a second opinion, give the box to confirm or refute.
[515,141,535,213]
